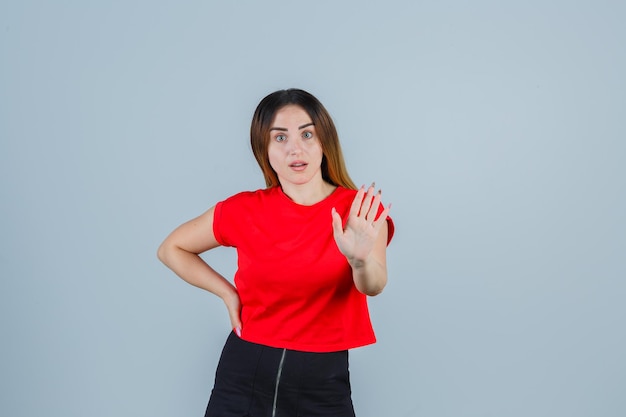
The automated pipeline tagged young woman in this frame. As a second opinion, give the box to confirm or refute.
[158,88,394,417]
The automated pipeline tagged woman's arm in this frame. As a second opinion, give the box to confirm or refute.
[157,206,242,332]
[347,222,389,296]
[331,184,391,296]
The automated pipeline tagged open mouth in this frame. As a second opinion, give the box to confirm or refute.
[289,162,308,169]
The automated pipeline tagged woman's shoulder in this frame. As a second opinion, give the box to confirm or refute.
[220,186,357,210]
[220,187,280,206]
[331,185,358,203]
[334,185,357,197]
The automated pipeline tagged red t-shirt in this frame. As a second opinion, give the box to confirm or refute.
[213,186,394,352]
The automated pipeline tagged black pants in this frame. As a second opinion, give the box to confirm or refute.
[205,332,356,417]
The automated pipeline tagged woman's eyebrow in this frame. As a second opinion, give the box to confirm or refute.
[269,122,314,132]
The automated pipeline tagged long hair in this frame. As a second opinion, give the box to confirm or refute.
[250,88,356,190]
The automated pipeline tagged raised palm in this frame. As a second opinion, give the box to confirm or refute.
[332,184,391,266]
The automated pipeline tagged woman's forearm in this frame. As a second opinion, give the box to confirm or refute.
[157,244,237,300]
[350,255,388,296]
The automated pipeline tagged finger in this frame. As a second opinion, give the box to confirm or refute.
[226,295,242,334]
[372,203,392,232]
[331,207,344,237]
[349,185,366,217]
[359,182,376,218]
[365,189,383,222]
[229,313,242,336]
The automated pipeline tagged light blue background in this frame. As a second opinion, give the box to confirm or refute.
[1,1,625,416]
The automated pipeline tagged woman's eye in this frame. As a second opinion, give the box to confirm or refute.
[275,135,287,142]
[302,131,313,139]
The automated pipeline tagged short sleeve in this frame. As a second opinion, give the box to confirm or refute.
[212,200,229,246]
[372,200,395,245]
[385,216,395,245]
[212,191,256,247]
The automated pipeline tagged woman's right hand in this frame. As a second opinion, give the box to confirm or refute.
[157,206,243,336]
[223,289,242,337]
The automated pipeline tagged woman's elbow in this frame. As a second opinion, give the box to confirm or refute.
[356,278,387,297]
[156,241,170,264]
[364,284,385,297]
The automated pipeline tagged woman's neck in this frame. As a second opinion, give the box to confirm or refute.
[280,180,337,206]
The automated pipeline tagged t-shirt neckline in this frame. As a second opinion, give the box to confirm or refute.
[275,185,342,208]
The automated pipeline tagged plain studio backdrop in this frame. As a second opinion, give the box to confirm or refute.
[1,1,624,416]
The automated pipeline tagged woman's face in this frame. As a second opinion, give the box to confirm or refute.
[267,105,325,188]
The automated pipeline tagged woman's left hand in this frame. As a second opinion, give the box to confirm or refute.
[331,183,391,267]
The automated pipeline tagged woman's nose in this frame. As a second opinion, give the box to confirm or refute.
[288,139,303,154]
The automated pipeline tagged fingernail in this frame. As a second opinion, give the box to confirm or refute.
[370,182,375,189]
[235,327,241,337]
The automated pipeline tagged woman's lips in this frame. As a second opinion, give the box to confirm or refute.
[289,161,308,171]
